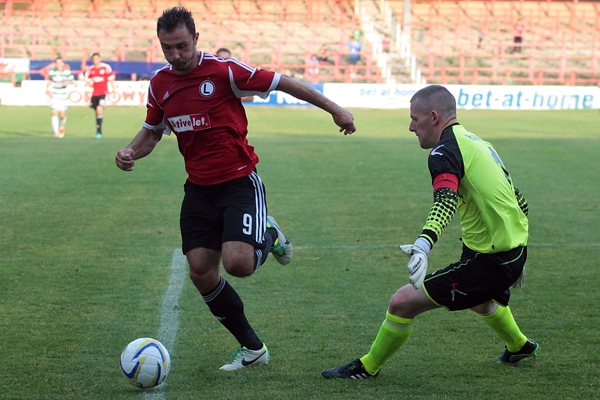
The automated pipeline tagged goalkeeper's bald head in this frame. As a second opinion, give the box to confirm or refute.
[410,85,457,121]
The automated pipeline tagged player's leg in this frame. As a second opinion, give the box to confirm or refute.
[221,171,291,273]
[360,285,437,374]
[322,284,438,379]
[473,301,537,362]
[181,180,268,370]
[59,109,67,138]
[186,246,267,368]
[471,246,537,362]
[95,103,104,138]
[50,108,59,137]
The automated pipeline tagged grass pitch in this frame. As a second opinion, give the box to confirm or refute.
[0,105,598,399]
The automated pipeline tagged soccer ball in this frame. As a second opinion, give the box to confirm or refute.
[120,338,171,389]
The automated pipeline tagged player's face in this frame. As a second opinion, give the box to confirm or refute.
[92,55,101,66]
[159,25,199,75]
[55,59,64,70]
[409,100,437,149]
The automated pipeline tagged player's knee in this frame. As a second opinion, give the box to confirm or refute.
[388,286,419,316]
[221,256,254,278]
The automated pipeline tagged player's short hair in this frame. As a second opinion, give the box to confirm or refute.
[411,85,457,120]
[91,52,101,59]
[157,6,196,36]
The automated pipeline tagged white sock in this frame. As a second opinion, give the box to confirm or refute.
[51,116,59,134]
[61,117,67,128]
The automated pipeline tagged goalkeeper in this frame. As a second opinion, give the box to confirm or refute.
[322,85,538,379]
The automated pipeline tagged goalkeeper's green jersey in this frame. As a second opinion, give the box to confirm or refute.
[426,124,528,253]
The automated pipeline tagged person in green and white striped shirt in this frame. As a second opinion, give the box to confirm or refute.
[46,57,74,138]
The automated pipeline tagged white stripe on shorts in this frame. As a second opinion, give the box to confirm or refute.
[248,171,267,244]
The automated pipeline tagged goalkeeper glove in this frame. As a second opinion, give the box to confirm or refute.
[399,239,430,289]
[512,267,526,289]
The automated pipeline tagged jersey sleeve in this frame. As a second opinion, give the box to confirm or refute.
[420,130,464,248]
[105,63,115,80]
[428,147,463,181]
[419,188,459,247]
[142,81,167,132]
[514,187,529,216]
[227,61,280,99]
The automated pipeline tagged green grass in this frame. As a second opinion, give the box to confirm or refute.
[0,105,599,399]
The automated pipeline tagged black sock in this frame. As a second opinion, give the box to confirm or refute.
[255,227,277,269]
[96,116,103,133]
[203,276,263,350]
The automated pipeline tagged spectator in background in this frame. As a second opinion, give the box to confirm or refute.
[215,47,254,102]
[382,36,390,53]
[352,27,364,43]
[85,53,114,139]
[130,72,138,81]
[317,45,329,65]
[347,36,362,79]
[46,57,74,139]
[513,21,524,53]
[477,30,484,49]
[306,54,319,79]
[216,47,232,58]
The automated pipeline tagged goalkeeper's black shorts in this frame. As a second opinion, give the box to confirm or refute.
[422,245,527,311]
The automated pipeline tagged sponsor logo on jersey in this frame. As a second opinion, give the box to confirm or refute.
[167,113,211,132]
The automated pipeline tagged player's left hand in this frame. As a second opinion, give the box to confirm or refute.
[399,244,428,289]
[333,109,356,135]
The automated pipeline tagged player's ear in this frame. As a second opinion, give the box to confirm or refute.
[193,32,199,44]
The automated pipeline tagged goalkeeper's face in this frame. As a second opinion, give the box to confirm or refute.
[409,101,437,149]
[159,24,199,75]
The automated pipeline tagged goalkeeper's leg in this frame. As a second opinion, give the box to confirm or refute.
[359,311,414,376]
[361,285,438,375]
[475,302,527,351]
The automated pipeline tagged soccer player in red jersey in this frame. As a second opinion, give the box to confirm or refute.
[115,7,356,371]
[85,52,114,138]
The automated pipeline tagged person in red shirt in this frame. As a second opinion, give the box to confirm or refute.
[115,7,356,372]
[85,52,114,138]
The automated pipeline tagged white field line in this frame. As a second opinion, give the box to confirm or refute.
[142,248,187,400]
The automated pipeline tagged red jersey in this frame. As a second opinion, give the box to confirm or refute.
[86,62,113,96]
[144,52,280,185]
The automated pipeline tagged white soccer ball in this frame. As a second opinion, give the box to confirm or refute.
[120,338,171,389]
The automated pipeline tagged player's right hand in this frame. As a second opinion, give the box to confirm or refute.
[115,148,136,171]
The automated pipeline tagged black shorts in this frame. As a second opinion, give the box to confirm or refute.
[90,95,107,109]
[422,245,527,311]
[180,171,268,254]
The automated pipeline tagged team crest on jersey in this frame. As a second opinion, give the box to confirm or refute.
[199,80,215,97]
[167,113,211,133]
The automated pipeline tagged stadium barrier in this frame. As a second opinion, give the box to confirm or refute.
[1,80,599,110]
